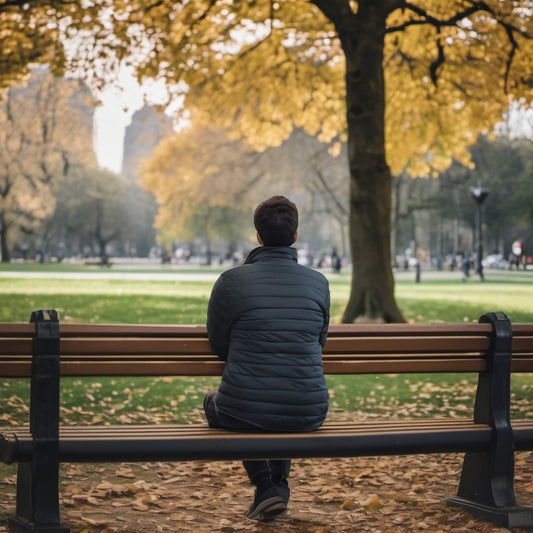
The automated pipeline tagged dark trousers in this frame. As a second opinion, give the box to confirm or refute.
[203,390,291,485]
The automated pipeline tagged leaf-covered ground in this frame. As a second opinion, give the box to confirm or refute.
[2,453,533,533]
[2,374,533,428]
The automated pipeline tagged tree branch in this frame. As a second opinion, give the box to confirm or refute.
[429,35,445,86]
[387,1,532,91]
[313,168,348,217]
[502,24,519,93]
[386,2,487,33]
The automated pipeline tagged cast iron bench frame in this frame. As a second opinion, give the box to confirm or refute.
[1,309,533,532]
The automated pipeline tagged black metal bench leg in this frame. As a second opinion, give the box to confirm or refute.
[447,311,533,528]
[10,452,68,533]
[8,310,70,533]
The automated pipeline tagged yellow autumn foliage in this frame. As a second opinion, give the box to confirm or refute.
[98,0,531,182]
[3,1,530,200]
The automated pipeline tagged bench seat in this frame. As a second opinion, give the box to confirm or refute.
[3,418,533,464]
[1,419,495,464]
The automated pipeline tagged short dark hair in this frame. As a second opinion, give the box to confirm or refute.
[254,196,298,247]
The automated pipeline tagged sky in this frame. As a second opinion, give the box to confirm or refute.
[93,69,175,174]
[93,89,136,174]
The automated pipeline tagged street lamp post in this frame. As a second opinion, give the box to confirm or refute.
[470,186,489,282]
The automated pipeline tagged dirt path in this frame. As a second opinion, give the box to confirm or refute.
[2,453,533,533]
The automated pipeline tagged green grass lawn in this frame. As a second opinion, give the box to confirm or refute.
[332,272,533,323]
[2,266,533,324]
[0,278,214,323]
[1,264,533,426]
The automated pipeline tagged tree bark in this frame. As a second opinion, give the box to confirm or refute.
[314,0,404,322]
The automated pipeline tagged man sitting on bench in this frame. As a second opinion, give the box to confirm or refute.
[203,195,330,520]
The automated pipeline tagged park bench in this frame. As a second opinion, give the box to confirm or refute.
[1,309,533,532]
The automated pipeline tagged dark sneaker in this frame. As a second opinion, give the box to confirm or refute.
[246,480,286,520]
[274,478,290,505]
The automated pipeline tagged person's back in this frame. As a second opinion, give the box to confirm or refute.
[203,195,330,521]
[207,244,329,432]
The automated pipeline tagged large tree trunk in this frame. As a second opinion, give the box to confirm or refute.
[314,0,404,323]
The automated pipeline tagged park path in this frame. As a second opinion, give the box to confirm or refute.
[0,265,532,283]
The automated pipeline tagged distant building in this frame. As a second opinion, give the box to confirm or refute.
[122,105,173,183]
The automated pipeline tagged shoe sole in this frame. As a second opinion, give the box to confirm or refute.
[247,496,287,521]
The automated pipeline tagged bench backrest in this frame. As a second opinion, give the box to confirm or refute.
[1,318,532,377]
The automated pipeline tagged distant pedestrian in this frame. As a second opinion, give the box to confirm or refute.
[461,256,471,282]
[331,248,341,273]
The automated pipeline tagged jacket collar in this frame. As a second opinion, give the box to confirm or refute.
[244,246,298,264]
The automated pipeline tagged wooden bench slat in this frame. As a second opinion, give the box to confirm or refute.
[0,356,489,377]
[323,323,494,336]
[1,419,488,444]
[0,338,33,354]
[511,337,533,352]
[325,336,489,353]
[25,351,487,361]
[0,323,33,337]
[60,357,484,375]
[6,358,530,378]
[58,361,225,376]
[0,341,493,357]
[59,323,209,337]
[510,360,533,372]
[48,335,492,356]
[52,322,495,338]
[60,338,213,355]
[512,324,533,335]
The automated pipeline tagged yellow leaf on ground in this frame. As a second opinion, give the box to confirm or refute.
[364,495,382,513]
[339,499,357,510]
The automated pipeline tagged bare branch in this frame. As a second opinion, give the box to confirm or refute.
[429,36,445,86]
[502,24,519,92]
[313,168,348,217]
[386,2,487,33]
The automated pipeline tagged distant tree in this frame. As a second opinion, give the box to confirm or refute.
[409,134,533,261]
[140,124,349,254]
[124,187,158,257]
[46,166,134,264]
[0,69,94,261]
[467,136,525,251]
[507,141,533,236]
[140,125,259,250]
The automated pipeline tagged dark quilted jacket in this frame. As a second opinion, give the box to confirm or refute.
[206,246,330,432]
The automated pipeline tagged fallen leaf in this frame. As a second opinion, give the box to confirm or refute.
[339,499,357,510]
[80,516,110,527]
[364,495,382,513]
